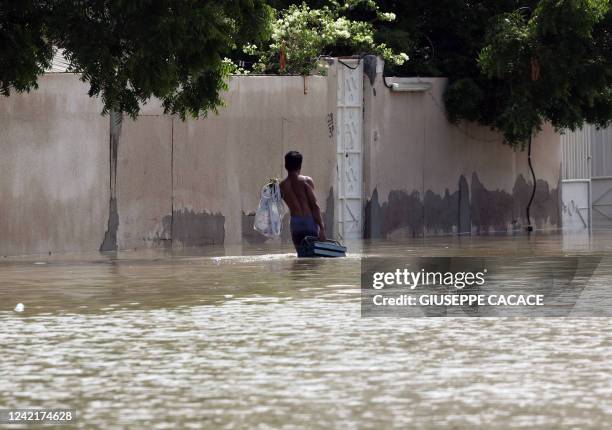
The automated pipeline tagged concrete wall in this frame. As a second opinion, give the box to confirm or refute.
[102,75,336,251]
[0,64,563,256]
[362,58,561,238]
[0,74,335,256]
[0,74,109,256]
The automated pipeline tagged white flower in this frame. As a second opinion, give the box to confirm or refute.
[380,12,396,22]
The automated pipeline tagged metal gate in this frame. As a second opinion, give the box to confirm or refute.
[561,126,591,180]
[335,60,363,240]
[561,125,612,230]
[591,177,612,229]
[561,180,590,231]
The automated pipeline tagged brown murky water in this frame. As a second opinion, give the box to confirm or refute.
[1,234,611,429]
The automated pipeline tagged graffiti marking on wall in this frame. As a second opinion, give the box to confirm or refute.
[327,113,334,138]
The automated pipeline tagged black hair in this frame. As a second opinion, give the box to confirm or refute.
[284,150,302,172]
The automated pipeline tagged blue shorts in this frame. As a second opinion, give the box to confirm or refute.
[290,216,319,247]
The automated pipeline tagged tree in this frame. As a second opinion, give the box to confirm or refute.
[0,0,272,118]
[236,1,407,75]
[0,1,53,96]
[471,0,612,146]
[268,1,612,148]
[371,0,612,148]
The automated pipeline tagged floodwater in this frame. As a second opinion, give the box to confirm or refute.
[1,234,611,429]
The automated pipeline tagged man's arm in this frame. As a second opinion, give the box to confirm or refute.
[304,178,326,241]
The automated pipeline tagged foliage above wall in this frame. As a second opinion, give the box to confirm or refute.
[231,1,408,75]
[452,0,612,147]
[2,0,611,148]
[268,0,612,148]
[387,0,612,147]
[0,0,272,118]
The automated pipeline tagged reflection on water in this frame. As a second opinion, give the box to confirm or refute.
[1,234,612,429]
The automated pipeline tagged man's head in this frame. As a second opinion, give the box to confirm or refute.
[285,150,302,172]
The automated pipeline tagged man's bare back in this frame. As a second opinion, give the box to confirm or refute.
[280,175,315,217]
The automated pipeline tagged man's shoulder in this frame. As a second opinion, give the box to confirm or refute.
[300,175,315,185]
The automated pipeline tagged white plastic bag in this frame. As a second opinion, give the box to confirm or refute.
[254,180,286,238]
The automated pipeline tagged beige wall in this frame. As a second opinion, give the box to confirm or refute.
[171,75,335,247]
[0,74,334,255]
[110,75,335,250]
[363,60,561,237]
[0,65,563,256]
[117,115,173,249]
[0,74,109,256]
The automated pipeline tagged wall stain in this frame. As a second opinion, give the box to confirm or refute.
[164,209,225,246]
[323,187,334,239]
[365,172,560,238]
[363,55,378,87]
[424,188,458,234]
[99,111,122,251]
[99,197,119,251]
[364,189,382,239]
[365,189,424,238]
[533,178,560,228]
[471,173,515,234]
[242,212,267,244]
[458,175,471,234]
[150,216,173,248]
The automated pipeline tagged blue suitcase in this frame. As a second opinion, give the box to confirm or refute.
[299,236,347,258]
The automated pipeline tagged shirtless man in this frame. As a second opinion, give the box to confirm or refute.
[280,151,326,254]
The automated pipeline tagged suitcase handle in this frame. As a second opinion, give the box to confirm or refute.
[301,236,318,246]
[301,236,343,246]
